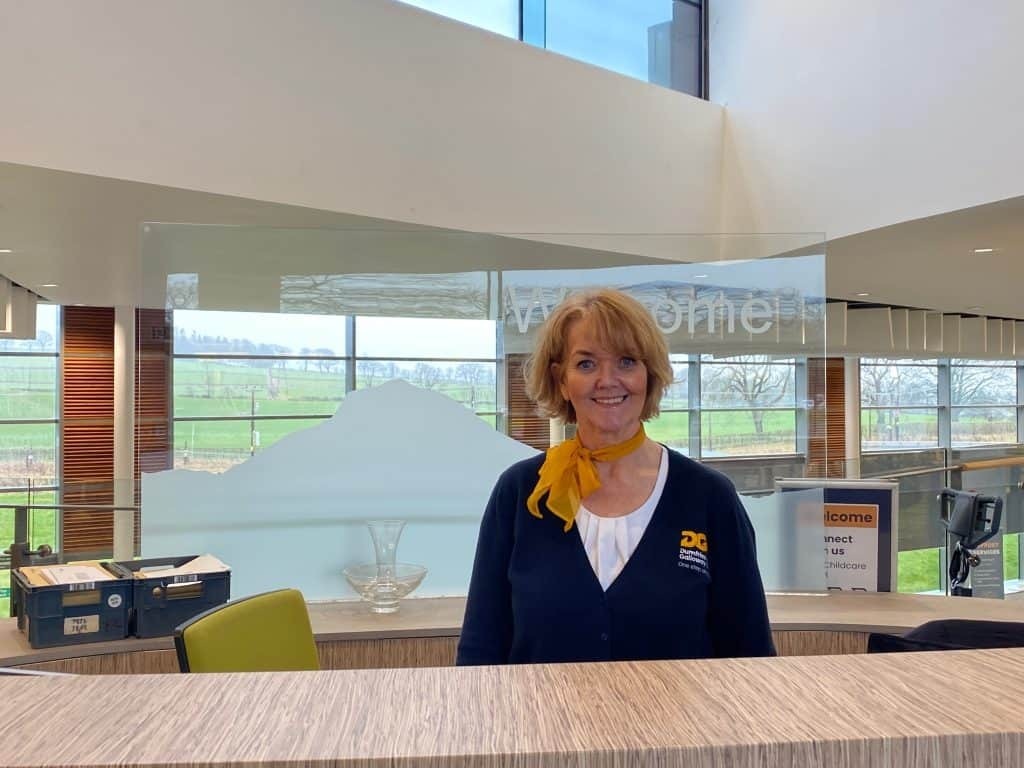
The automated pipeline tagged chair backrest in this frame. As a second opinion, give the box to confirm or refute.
[868,619,1024,653]
[174,588,320,673]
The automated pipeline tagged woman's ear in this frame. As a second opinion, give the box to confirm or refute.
[551,362,568,400]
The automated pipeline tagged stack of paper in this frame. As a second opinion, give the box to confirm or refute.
[135,554,230,579]
[37,564,114,585]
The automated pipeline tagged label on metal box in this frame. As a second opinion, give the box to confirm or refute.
[64,615,99,635]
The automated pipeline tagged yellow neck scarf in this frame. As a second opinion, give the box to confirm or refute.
[527,426,647,532]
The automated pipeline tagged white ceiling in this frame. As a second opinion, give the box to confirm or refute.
[825,196,1024,319]
[1,162,1022,320]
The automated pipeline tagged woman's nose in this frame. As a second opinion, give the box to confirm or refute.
[595,360,617,385]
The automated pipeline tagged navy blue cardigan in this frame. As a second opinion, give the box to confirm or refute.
[456,449,776,665]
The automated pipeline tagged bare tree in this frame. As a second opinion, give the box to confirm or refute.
[414,362,443,390]
[357,360,386,388]
[453,363,489,409]
[950,364,1009,410]
[34,330,53,354]
[704,357,792,435]
[859,361,937,443]
[860,363,894,441]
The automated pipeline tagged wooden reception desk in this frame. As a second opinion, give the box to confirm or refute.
[3,647,1024,767]
[3,591,1024,673]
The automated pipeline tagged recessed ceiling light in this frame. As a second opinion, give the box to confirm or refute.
[967,306,983,312]
[0,249,12,254]
[39,283,59,288]
[693,274,708,279]
[973,247,994,253]
[856,292,871,297]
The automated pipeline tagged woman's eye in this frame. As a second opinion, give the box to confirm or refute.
[577,359,595,370]
[620,357,637,368]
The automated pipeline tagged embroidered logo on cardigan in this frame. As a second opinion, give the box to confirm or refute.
[678,529,710,577]
[679,530,708,552]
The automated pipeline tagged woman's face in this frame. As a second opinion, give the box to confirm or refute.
[557,319,648,449]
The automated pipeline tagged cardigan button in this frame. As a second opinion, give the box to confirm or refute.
[600,633,609,641]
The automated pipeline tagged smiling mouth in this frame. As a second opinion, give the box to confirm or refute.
[593,395,628,405]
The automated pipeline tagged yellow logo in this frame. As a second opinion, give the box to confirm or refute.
[680,530,708,553]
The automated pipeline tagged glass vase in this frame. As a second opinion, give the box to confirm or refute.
[367,519,405,613]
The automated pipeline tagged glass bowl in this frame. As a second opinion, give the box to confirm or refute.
[343,562,427,613]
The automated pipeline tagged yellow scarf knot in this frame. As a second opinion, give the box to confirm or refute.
[527,426,646,532]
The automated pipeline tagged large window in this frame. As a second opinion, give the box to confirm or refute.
[172,312,502,471]
[861,358,1023,452]
[0,304,60,611]
[646,355,691,455]
[0,304,59,494]
[172,311,808,469]
[397,0,706,96]
[173,311,348,473]
[698,355,798,457]
[950,359,1018,446]
[353,316,500,426]
[546,0,701,94]
[860,359,939,451]
[860,357,1024,594]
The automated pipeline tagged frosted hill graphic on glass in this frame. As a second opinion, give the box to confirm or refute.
[142,380,538,600]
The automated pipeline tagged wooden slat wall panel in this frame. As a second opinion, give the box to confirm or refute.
[61,306,115,553]
[19,651,180,675]
[505,354,550,451]
[772,630,868,656]
[806,357,846,478]
[134,309,173,553]
[14,630,866,677]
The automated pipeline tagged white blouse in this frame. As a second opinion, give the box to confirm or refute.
[575,446,669,591]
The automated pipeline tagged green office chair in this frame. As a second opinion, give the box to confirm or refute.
[174,588,320,673]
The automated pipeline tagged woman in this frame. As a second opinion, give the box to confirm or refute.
[456,289,775,665]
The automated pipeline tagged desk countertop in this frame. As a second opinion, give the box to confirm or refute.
[2,647,1024,767]
[3,591,1024,666]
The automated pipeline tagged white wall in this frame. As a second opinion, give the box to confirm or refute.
[0,0,722,236]
[711,0,1024,239]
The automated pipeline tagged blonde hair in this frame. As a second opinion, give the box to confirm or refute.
[523,289,673,423]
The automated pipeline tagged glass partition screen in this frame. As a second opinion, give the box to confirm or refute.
[137,227,826,600]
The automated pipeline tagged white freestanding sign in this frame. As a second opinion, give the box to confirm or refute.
[776,479,899,592]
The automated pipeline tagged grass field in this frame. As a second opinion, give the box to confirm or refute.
[0,493,57,615]
[898,535,1020,592]
[862,408,1018,448]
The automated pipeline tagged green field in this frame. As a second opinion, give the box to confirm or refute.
[862,408,1017,447]
[646,409,796,456]
[0,493,57,616]
[0,356,57,421]
[897,535,1020,593]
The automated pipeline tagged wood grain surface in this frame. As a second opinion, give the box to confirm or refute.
[3,648,1024,767]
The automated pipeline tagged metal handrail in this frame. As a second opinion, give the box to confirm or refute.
[869,455,1024,481]
[0,504,138,512]
[868,465,951,480]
